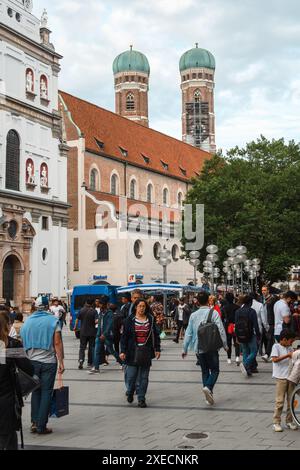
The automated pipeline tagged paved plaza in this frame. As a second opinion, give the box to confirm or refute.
[22,328,300,451]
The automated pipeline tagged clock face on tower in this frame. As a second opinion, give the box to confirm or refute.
[23,0,33,12]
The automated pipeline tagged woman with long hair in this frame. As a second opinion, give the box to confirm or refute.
[120,299,161,408]
[0,311,34,450]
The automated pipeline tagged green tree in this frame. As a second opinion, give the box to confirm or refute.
[182,136,300,285]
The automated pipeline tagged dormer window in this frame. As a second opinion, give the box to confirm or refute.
[161,160,169,171]
[119,147,128,158]
[95,138,104,150]
[180,167,187,176]
[142,154,150,164]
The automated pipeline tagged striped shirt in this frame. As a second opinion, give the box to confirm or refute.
[135,318,150,346]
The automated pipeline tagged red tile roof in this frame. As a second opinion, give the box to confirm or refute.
[59,91,211,181]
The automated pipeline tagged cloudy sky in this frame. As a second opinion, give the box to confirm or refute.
[37,0,300,151]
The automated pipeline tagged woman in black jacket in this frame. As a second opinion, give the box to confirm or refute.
[0,311,34,450]
[221,293,240,365]
[120,299,161,408]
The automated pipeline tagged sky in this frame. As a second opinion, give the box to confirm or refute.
[36,0,300,152]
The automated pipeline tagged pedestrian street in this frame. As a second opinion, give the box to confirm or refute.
[21,328,300,451]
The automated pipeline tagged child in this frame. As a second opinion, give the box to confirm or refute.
[271,330,298,432]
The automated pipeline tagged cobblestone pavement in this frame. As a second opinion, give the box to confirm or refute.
[21,328,300,450]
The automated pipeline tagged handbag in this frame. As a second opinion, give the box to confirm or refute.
[49,373,69,418]
[227,323,235,335]
[16,368,40,398]
[133,325,153,367]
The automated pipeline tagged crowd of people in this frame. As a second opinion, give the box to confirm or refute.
[182,288,300,433]
[0,286,300,450]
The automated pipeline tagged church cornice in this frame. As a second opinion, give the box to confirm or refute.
[0,94,61,136]
[0,190,70,212]
[0,22,62,62]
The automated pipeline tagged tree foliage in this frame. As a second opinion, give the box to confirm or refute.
[183,136,300,284]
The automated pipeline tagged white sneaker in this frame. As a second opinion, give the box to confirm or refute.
[203,387,214,405]
[205,400,211,406]
[235,356,240,364]
[88,368,100,374]
[240,363,248,377]
[261,355,269,363]
[227,359,232,364]
[286,422,298,430]
[273,424,283,432]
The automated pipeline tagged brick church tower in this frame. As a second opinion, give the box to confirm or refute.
[113,46,150,127]
[180,44,216,153]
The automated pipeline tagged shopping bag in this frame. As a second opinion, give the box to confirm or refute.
[160,331,167,340]
[49,374,69,418]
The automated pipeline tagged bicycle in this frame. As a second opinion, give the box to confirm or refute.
[291,384,300,427]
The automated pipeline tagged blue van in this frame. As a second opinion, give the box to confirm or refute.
[70,285,120,338]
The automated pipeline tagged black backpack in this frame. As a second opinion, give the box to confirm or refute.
[235,307,253,344]
[197,308,223,353]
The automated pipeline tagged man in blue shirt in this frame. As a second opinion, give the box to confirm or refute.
[21,296,65,435]
[182,291,227,406]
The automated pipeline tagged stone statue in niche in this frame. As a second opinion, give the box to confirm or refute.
[40,77,48,99]
[26,70,34,93]
[40,164,48,188]
[26,159,35,184]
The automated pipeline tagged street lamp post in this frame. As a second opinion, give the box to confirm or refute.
[206,245,219,295]
[158,246,172,315]
[189,251,200,286]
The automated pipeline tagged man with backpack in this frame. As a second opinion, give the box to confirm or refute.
[235,295,261,378]
[182,291,228,406]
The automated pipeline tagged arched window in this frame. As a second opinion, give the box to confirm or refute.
[90,168,99,191]
[26,68,34,93]
[153,242,161,260]
[40,75,48,100]
[96,242,109,262]
[194,89,201,102]
[134,240,143,259]
[111,174,119,195]
[130,179,137,200]
[147,183,153,203]
[178,192,183,208]
[172,244,180,262]
[163,188,169,206]
[126,93,135,111]
[6,130,20,191]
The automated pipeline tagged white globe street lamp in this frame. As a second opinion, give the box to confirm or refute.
[189,254,201,286]
[158,246,172,315]
[207,245,219,255]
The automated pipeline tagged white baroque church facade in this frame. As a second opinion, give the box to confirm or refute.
[0,0,68,311]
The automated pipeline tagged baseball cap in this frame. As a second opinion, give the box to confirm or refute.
[35,296,49,308]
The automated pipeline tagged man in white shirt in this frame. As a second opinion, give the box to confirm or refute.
[50,299,65,329]
[274,291,297,342]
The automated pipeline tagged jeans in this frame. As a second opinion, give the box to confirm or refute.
[79,335,95,365]
[31,361,57,432]
[259,326,269,356]
[125,365,151,401]
[93,338,120,369]
[266,326,275,357]
[0,432,18,450]
[197,351,220,392]
[226,332,240,359]
[175,320,183,342]
[240,336,258,372]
